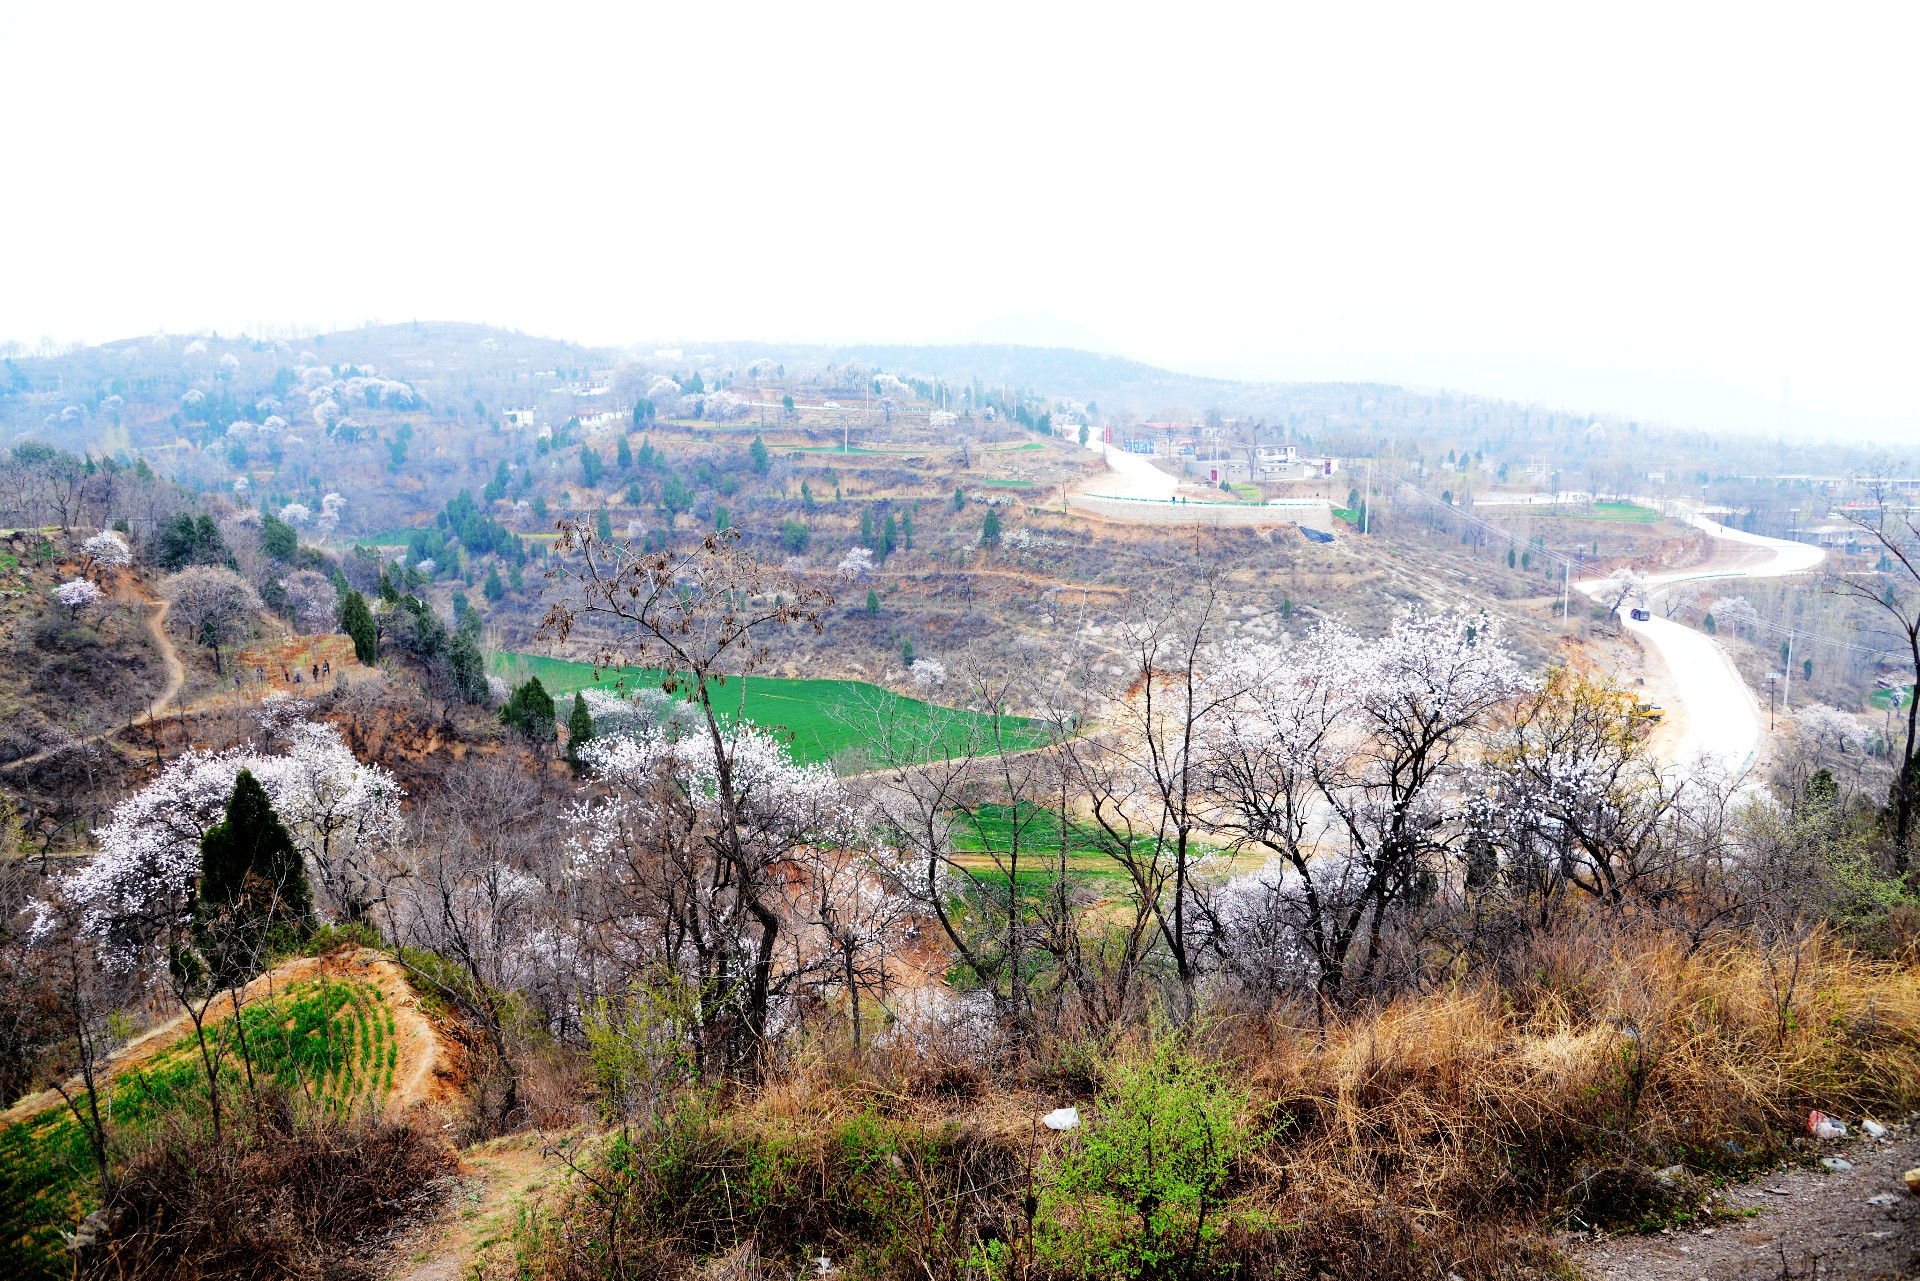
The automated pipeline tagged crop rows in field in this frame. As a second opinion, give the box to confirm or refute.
[0,977,395,1280]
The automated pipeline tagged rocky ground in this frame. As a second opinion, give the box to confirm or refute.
[1575,1121,1920,1279]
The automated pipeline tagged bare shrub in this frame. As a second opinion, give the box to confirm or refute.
[80,1087,450,1281]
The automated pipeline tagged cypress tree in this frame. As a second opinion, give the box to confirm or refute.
[499,677,557,744]
[341,589,378,664]
[449,623,488,704]
[194,769,310,985]
[566,692,594,766]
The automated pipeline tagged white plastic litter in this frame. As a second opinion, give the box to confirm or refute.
[1043,1107,1081,1131]
[1822,1157,1854,1172]
[1863,1119,1889,1139]
[1809,1110,1849,1141]
[1867,1192,1900,1206]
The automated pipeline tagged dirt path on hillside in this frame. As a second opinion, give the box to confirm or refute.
[1,947,455,1130]
[2,586,186,774]
[143,593,184,716]
[1575,1122,1920,1279]
[385,1133,558,1281]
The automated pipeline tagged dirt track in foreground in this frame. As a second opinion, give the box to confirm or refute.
[1575,1122,1920,1279]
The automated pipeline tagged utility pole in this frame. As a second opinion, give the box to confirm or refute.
[1782,631,1794,712]
[1562,562,1570,632]
[1364,461,1372,535]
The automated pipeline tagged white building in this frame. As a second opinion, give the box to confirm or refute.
[504,407,540,429]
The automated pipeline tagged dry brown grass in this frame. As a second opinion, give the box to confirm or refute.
[1220,928,1920,1255]
[487,929,1920,1279]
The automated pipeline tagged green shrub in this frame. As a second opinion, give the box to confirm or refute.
[1037,1032,1256,1278]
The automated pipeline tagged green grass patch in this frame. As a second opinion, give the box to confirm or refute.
[0,977,394,1280]
[491,653,1050,766]
[976,477,1035,487]
[946,802,1151,886]
[350,527,429,545]
[1868,686,1914,711]
[1517,501,1660,523]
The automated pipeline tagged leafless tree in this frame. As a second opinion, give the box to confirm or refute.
[391,756,562,1129]
[853,668,1059,1046]
[1832,475,1920,859]
[162,565,262,674]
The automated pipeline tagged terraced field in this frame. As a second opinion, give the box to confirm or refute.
[0,976,399,1279]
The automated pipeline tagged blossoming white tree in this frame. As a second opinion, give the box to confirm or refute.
[1598,567,1648,617]
[542,523,836,1070]
[1202,606,1529,1006]
[567,720,887,1061]
[55,577,105,617]
[80,529,132,579]
[44,718,404,971]
[836,547,874,579]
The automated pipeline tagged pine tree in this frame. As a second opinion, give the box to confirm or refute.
[341,589,378,664]
[866,586,880,617]
[566,691,594,766]
[483,564,505,602]
[901,510,913,550]
[801,480,815,510]
[860,507,874,547]
[981,508,1001,546]
[617,437,633,469]
[597,506,613,540]
[749,434,770,475]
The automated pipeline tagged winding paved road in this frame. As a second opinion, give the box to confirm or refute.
[1582,510,1824,779]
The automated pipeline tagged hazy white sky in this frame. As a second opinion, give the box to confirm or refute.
[1,2,1914,440]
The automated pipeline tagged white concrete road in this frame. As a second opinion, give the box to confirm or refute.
[1580,510,1824,780]
[1078,440,1178,500]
